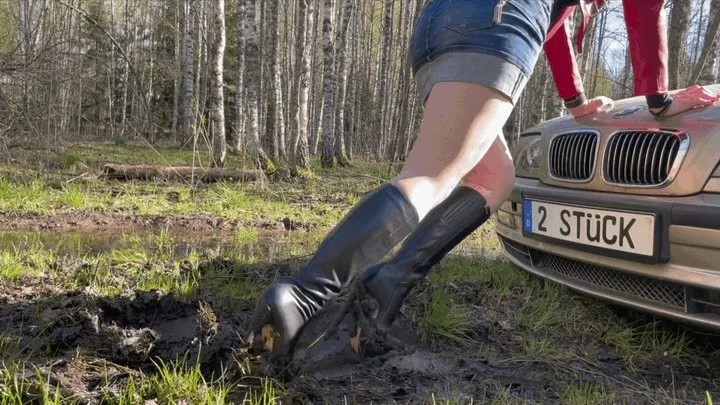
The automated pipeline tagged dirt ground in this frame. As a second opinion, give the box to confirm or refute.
[0,210,316,234]
[2,236,719,404]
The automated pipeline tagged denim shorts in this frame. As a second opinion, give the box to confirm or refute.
[410,0,554,105]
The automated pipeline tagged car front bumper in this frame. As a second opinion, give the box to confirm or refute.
[495,178,720,330]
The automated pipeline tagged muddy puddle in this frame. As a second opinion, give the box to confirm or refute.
[1,229,719,404]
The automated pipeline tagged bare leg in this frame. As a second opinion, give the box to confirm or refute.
[360,84,519,330]
[461,132,516,212]
[245,81,517,355]
[391,81,515,220]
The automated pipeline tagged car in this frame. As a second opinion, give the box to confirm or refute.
[495,84,720,331]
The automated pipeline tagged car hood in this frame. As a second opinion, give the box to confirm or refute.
[522,84,720,196]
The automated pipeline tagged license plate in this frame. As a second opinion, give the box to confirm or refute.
[522,199,656,257]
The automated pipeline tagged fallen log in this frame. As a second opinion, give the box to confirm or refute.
[103,164,263,182]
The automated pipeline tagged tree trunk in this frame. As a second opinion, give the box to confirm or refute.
[104,164,262,182]
[376,0,394,158]
[290,0,314,174]
[320,0,337,168]
[690,0,720,85]
[210,0,226,167]
[265,0,285,161]
[182,0,197,142]
[243,0,273,172]
[172,0,182,141]
[334,0,354,167]
[668,0,690,90]
[233,0,246,154]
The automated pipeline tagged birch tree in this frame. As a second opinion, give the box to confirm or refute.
[209,0,226,167]
[265,0,285,160]
[290,0,314,174]
[690,0,720,84]
[243,0,273,172]
[320,0,337,168]
[182,0,197,141]
[668,0,691,89]
[333,0,354,167]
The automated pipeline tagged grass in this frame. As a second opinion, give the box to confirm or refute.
[599,318,691,370]
[244,377,282,405]
[0,141,718,403]
[145,356,231,404]
[0,363,26,405]
[0,362,64,405]
[519,335,557,359]
[560,382,616,405]
[421,288,474,344]
[0,141,383,229]
[0,242,55,283]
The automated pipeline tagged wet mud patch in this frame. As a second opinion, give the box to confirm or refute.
[0,210,319,234]
[241,281,720,404]
[1,232,719,403]
[0,288,255,402]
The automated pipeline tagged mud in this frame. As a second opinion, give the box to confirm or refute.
[1,228,719,404]
[3,278,719,404]
[0,210,317,234]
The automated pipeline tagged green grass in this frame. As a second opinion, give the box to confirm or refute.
[560,382,615,405]
[0,141,388,229]
[244,377,282,405]
[0,362,64,405]
[428,392,465,405]
[144,356,231,405]
[0,243,54,283]
[519,336,557,359]
[0,251,25,282]
[421,289,474,344]
[515,281,594,335]
[0,363,26,405]
[599,318,691,370]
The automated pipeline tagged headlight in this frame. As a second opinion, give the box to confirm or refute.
[704,162,720,193]
[513,136,543,178]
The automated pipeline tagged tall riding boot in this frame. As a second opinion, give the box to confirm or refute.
[246,183,419,355]
[363,186,492,332]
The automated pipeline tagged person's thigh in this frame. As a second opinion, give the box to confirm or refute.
[392,0,551,218]
[392,81,514,217]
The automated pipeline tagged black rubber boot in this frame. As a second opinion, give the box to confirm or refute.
[245,183,419,356]
[362,186,492,332]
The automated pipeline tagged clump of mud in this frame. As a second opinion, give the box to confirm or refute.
[0,289,247,403]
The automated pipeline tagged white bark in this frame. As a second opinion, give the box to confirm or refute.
[320,0,337,167]
[291,0,314,173]
[233,0,246,153]
[182,0,196,141]
[244,0,271,170]
[210,0,226,167]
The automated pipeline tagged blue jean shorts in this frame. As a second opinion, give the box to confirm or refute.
[410,0,554,105]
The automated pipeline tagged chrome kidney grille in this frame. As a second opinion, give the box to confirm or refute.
[603,130,689,187]
[548,131,599,182]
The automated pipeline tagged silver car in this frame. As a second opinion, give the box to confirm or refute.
[495,84,720,330]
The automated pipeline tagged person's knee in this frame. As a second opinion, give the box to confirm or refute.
[392,174,459,220]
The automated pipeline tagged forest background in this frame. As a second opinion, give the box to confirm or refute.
[0,0,718,175]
